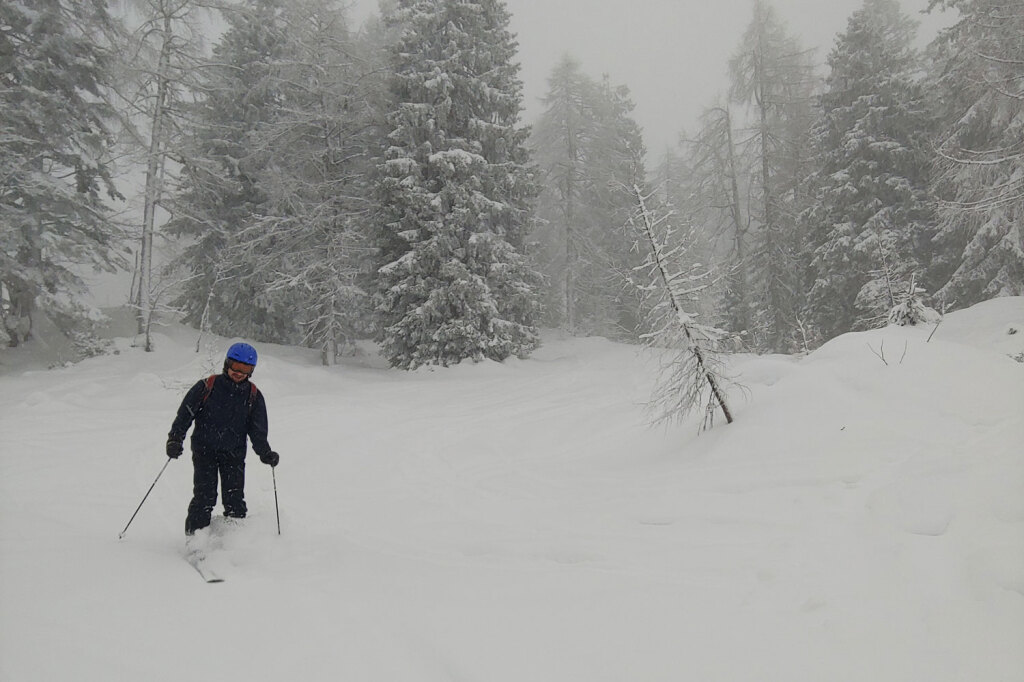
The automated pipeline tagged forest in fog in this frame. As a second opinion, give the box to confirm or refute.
[2,0,1022,368]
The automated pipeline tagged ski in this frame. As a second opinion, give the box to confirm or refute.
[186,552,224,583]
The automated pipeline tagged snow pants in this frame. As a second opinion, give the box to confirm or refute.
[185,449,247,534]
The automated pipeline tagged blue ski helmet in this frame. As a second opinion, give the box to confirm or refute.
[226,342,258,366]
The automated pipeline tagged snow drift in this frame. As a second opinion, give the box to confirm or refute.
[1,298,1022,681]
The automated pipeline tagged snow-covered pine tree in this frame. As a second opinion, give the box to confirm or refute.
[630,183,733,428]
[530,56,592,333]
[0,0,126,347]
[375,0,540,369]
[531,57,647,338]
[729,0,818,354]
[927,0,1024,306]
[582,76,649,337]
[802,0,935,342]
[223,0,378,363]
[885,273,941,327]
[167,0,292,342]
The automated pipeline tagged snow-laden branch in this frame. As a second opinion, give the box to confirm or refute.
[630,183,733,428]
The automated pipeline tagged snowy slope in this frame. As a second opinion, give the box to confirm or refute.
[1,298,1022,682]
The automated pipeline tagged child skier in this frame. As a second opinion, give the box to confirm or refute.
[166,342,280,535]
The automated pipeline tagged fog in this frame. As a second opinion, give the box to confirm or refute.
[79,0,958,308]
[350,0,952,152]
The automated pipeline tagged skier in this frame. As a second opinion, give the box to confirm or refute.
[166,342,280,535]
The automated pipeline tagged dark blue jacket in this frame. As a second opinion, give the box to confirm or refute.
[168,373,272,458]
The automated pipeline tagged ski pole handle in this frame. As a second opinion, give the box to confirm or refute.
[118,458,172,539]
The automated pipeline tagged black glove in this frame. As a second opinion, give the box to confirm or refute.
[166,438,184,459]
[260,451,280,467]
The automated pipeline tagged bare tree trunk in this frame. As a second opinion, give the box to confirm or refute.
[563,119,579,334]
[723,109,746,263]
[195,261,224,353]
[4,283,34,347]
[718,105,752,334]
[134,12,173,350]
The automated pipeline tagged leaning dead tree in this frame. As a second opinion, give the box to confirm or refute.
[630,183,734,428]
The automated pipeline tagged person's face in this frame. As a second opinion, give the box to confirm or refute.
[226,361,254,383]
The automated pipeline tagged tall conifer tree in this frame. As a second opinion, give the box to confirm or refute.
[531,57,646,338]
[802,0,935,340]
[375,0,540,368]
[928,0,1024,306]
[0,0,125,346]
[168,0,290,341]
[672,104,753,342]
[729,0,817,353]
[224,0,378,362]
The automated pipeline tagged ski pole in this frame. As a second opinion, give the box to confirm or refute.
[118,458,171,540]
[272,466,281,535]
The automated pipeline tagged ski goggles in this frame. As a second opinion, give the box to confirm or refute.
[227,362,254,377]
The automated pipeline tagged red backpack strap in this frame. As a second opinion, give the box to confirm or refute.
[200,375,258,414]
[248,382,259,413]
[202,375,217,403]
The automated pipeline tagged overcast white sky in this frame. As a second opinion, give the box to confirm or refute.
[350,0,953,155]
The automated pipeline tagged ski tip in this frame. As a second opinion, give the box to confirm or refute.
[186,554,225,583]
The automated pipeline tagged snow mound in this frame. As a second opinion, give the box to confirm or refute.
[937,295,1024,360]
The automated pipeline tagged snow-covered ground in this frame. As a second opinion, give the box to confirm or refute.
[1,298,1022,682]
